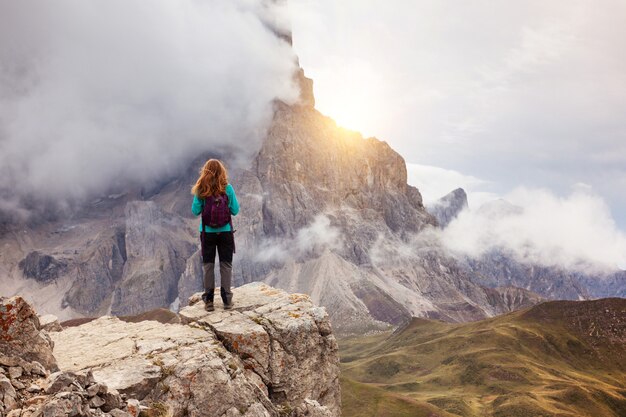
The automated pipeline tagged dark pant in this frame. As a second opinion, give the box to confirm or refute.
[201,231,234,264]
[201,232,234,304]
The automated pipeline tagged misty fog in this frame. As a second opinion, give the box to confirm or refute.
[0,0,299,221]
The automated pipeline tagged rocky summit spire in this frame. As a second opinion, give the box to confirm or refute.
[428,188,469,228]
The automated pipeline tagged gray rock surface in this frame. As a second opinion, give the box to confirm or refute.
[18,252,66,283]
[51,282,340,417]
[3,285,339,416]
[109,201,196,316]
[59,202,197,316]
[579,270,626,299]
[462,249,593,301]
[177,249,203,309]
[62,226,128,315]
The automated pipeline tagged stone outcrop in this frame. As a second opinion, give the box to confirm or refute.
[50,283,340,417]
[19,251,66,283]
[0,296,132,416]
[109,201,196,316]
[0,296,57,372]
[2,285,339,416]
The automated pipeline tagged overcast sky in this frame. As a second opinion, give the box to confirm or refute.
[289,0,626,232]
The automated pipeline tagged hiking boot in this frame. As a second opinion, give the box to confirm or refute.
[220,286,233,310]
[202,286,215,311]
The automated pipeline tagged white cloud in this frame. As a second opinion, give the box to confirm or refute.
[440,187,626,272]
[254,214,342,262]
[406,163,498,208]
[0,0,299,218]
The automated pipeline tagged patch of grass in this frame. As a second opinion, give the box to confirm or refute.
[139,402,169,417]
[341,377,454,417]
[277,404,294,417]
[427,396,472,417]
[365,357,402,379]
[384,382,421,392]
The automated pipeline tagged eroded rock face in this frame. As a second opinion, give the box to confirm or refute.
[462,249,593,301]
[51,283,341,417]
[59,202,197,316]
[19,251,66,283]
[483,286,545,313]
[252,102,435,240]
[110,201,197,316]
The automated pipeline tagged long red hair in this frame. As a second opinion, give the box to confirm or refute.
[191,159,228,198]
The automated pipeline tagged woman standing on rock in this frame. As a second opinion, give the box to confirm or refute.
[191,159,240,311]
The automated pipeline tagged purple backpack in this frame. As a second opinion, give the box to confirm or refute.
[201,194,231,229]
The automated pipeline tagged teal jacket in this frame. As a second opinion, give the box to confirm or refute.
[192,184,240,233]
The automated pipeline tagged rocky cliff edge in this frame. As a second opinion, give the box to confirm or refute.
[1,283,340,417]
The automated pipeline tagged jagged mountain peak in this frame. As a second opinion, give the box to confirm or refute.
[427,187,469,228]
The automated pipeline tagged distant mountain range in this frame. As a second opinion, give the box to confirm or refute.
[429,188,626,301]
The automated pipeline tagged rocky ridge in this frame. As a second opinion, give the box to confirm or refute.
[1,283,340,416]
[51,282,340,417]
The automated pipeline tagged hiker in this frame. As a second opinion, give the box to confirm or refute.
[191,159,240,311]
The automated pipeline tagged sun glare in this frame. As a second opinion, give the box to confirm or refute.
[307,60,383,136]
[322,98,371,133]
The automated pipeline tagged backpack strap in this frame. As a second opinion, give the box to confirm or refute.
[200,197,205,261]
[230,218,236,254]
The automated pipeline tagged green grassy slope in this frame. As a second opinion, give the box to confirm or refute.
[340,298,626,417]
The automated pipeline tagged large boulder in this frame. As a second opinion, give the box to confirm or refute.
[1,297,135,416]
[0,296,58,372]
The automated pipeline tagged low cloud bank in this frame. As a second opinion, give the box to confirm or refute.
[0,0,299,220]
[440,187,626,272]
[254,215,342,262]
[406,163,498,208]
